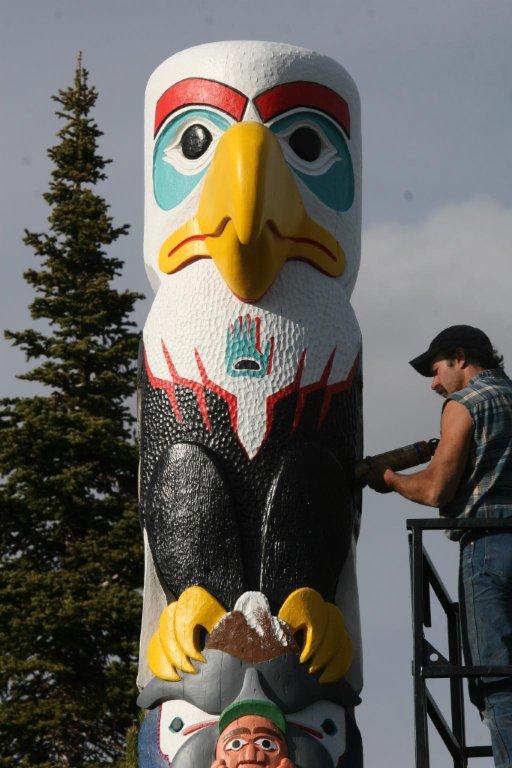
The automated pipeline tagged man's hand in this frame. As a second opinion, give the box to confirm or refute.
[366,400,472,506]
[365,460,393,493]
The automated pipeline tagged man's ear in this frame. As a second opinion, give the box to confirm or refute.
[454,347,467,367]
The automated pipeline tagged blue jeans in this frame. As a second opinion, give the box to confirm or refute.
[460,532,512,768]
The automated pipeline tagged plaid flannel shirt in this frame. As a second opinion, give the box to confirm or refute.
[440,369,512,539]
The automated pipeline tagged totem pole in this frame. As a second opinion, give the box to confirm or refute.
[137,41,363,767]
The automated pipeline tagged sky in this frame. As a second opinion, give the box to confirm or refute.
[2,1,512,765]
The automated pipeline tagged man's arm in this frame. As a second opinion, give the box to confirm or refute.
[369,400,473,506]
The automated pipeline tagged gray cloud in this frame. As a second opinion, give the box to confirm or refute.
[355,196,512,445]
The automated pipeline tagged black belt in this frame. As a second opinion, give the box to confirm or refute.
[460,527,512,547]
[460,530,488,547]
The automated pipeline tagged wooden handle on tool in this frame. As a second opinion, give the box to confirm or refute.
[354,438,439,486]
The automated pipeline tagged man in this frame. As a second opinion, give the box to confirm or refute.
[368,325,512,768]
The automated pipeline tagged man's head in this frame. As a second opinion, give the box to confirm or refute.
[215,713,290,768]
[410,325,503,396]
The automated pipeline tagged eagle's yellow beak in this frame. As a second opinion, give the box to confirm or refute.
[159,122,345,302]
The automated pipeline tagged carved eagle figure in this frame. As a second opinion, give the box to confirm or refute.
[138,41,363,699]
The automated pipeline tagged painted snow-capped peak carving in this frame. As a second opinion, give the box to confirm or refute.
[208,591,294,655]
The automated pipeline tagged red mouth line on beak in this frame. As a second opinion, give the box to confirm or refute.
[166,218,230,259]
[267,221,337,262]
[287,235,337,261]
[165,218,337,265]
[167,233,208,258]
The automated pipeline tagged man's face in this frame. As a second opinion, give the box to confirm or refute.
[215,714,289,768]
[430,355,465,397]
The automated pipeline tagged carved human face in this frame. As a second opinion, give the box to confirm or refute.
[215,714,289,768]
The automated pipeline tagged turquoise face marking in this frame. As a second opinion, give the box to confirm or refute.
[226,316,273,379]
[169,717,184,733]
[270,112,355,212]
[153,109,231,211]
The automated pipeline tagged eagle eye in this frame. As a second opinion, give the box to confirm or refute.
[181,124,213,159]
[288,126,322,162]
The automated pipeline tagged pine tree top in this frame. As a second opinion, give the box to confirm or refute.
[6,54,143,402]
[0,55,142,766]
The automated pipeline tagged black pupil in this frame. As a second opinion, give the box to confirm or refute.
[181,124,212,159]
[288,126,322,162]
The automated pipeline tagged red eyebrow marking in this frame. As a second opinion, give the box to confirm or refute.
[154,78,248,137]
[254,81,350,138]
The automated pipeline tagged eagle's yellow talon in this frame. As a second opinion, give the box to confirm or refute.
[307,604,343,673]
[279,588,353,683]
[147,586,227,680]
[278,587,328,663]
[147,630,181,682]
[318,635,353,684]
[173,586,227,664]
[159,601,197,674]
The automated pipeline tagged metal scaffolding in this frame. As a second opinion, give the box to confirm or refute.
[407,517,512,767]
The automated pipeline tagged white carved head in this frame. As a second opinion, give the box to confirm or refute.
[144,41,361,299]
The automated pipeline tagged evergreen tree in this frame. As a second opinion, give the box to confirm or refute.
[114,720,140,768]
[0,55,143,767]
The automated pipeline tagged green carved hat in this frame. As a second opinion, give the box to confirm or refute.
[218,668,286,735]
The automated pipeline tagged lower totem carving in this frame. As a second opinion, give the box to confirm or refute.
[137,348,363,766]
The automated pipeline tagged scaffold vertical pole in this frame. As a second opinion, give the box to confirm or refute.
[448,598,466,764]
[410,527,430,768]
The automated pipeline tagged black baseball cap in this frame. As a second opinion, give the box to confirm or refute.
[409,325,493,377]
